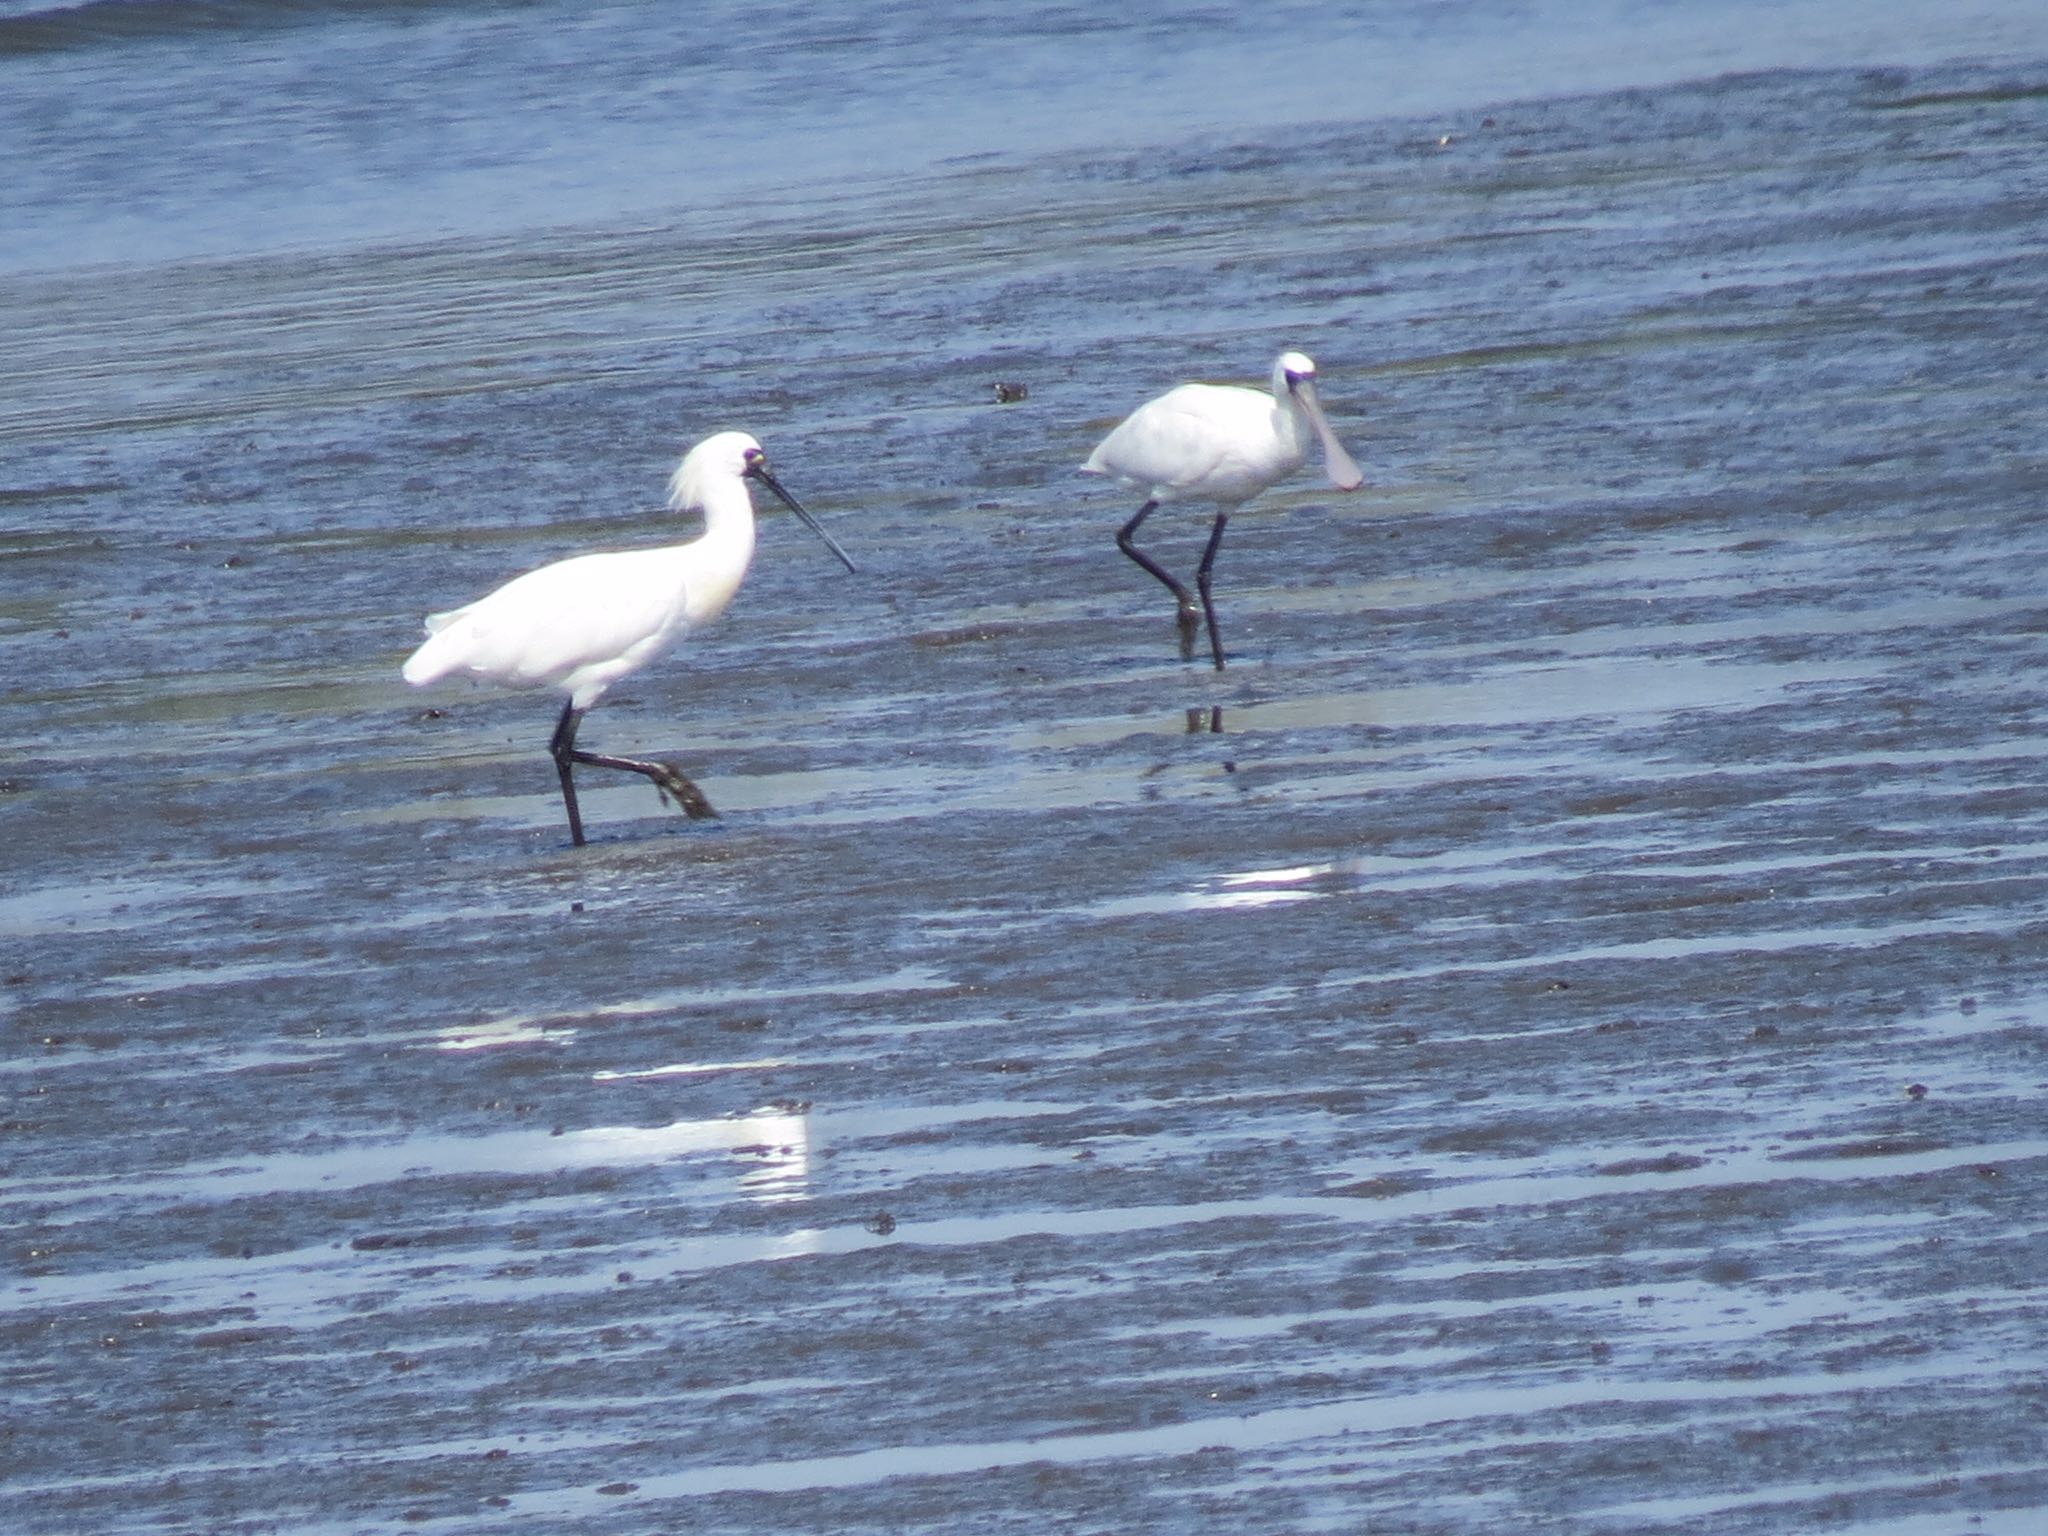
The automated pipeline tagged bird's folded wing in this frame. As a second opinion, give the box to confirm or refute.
[412,550,688,690]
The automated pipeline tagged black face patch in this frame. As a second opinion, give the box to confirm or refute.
[1284,370,1307,389]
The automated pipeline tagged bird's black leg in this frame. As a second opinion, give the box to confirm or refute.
[548,701,589,847]
[547,700,717,844]
[1194,511,1231,671]
[569,744,717,823]
[1117,498,1202,661]
[546,701,719,842]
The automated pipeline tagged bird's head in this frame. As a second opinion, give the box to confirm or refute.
[667,429,857,572]
[1276,351,1318,393]
[668,430,765,509]
[1271,351,1364,492]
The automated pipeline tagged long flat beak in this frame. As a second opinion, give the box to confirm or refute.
[749,461,858,573]
[1293,379,1365,491]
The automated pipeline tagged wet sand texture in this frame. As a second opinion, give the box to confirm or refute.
[6,66,2048,1535]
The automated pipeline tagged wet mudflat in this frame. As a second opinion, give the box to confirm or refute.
[6,62,2048,1535]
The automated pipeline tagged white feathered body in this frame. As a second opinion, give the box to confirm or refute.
[400,531,751,710]
[1083,382,1307,506]
[1084,351,1363,508]
[401,431,763,711]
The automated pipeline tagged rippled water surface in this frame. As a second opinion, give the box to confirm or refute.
[5,2,2048,1532]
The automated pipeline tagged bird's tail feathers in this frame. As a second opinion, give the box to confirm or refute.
[400,646,446,688]
[401,612,468,687]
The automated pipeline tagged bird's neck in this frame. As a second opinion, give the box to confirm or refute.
[1277,397,1313,461]
[699,485,756,533]
[683,490,757,610]
[695,494,756,562]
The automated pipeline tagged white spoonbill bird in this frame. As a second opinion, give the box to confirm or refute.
[401,430,856,847]
[1083,350,1364,670]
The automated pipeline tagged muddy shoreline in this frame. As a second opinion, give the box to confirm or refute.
[6,62,2048,1536]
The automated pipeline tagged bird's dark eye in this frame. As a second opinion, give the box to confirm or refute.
[1284,370,1306,388]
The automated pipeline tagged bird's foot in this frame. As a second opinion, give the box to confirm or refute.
[650,763,718,821]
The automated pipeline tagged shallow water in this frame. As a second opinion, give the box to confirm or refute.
[6,6,2048,1534]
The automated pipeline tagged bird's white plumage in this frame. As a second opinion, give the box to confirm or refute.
[404,544,711,708]
[1084,383,1297,503]
[400,428,853,846]
[1082,351,1364,671]
[401,430,767,710]
[1082,350,1363,503]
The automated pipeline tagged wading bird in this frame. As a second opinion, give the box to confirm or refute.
[401,430,855,846]
[1083,350,1364,670]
